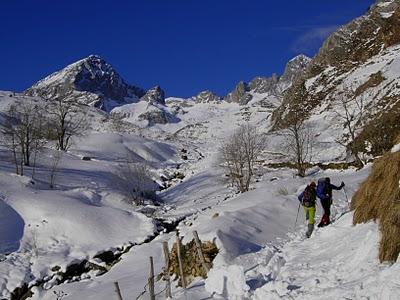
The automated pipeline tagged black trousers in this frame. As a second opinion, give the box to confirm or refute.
[321,198,331,216]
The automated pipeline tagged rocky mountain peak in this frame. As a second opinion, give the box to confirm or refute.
[191,90,221,103]
[223,55,310,105]
[309,0,399,74]
[224,81,252,105]
[25,55,146,112]
[140,86,166,105]
[249,76,279,94]
[280,54,312,84]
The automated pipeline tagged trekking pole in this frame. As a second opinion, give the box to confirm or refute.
[343,186,350,210]
[294,203,301,230]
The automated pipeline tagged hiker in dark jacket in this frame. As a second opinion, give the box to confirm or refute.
[316,177,345,227]
[298,181,317,238]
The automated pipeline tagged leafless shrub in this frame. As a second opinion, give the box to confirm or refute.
[49,150,63,189]
[1,99,45,176]
[219,123,266,192]
[334,88,366,168]
[46,90,88,151]
[281,121,315,177]
[114,158,156,206]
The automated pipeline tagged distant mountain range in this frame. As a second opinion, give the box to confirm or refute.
[6,0,400,157]
[23,52,311,112]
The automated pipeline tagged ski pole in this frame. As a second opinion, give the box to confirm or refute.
[294,203,301,230]
[343,186,350,210]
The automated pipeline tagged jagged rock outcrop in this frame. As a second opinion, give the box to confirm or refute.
[272,0,400,156]
[191,90,221,103]
[140,85,166,105]
[310,0,400,74]
[248,75,279,94]
[138,107,170,125]
[280,55,312,87]
[224,81,253,105]
[224,54,311,105]
[25,55,146,112]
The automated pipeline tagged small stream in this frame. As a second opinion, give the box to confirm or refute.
[10,216,185,300]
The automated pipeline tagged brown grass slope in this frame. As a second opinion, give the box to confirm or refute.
[352,151,400,262]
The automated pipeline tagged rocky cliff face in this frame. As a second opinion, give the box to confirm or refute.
[224,81,253,105]
[224,55,311,105]
[140,86,166,105]
[273,0,400,156]
[25,55,146,112]
[191,90,221,103]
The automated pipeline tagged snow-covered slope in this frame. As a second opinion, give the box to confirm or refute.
[1,1,400,299]
[25,55,145,112]
[274,0,400,158]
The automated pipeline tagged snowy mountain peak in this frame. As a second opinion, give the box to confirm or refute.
[191,90,221,103]
[140,85,166,105]
[223,55,310,105]
[25,55,146,112]
[280,54,312,84]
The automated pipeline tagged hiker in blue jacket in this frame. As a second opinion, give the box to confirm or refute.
[316,177,345,227]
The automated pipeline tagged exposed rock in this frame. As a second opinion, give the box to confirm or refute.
[25,55,146,112]
[191,90,221,103]
[249,76,279,94]
[223,55,310,106]
[224,81,253,105]
[280,54,312,86]
[140,85,166,105]
[137,106,170,125]
[272,0,400,157]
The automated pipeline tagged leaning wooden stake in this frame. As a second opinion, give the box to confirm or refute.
[193,231,210,273]
[162,241,172,298]
[148,256,155,300]
[114,282,124,300]
[176,231,187,288]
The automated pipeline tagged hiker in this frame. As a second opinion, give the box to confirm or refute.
[316,177,345,227]
[298,181,317,238]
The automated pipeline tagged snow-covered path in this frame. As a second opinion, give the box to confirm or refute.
[251,212,400,300]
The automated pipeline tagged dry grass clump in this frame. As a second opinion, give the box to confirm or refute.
[168,238,218,286]
[352,151,400,262]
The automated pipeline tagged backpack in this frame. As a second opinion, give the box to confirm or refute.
[316,178,328,200]
[301,186,314,207]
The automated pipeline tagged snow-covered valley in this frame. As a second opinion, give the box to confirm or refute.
[1,1,400,298]
[1,86,399,299]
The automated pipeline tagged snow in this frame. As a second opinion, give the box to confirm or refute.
[391,143,400,153]
[251,212,400,299]
[205,264,250,298]
[2,23,400,298]
[380,11,395,18]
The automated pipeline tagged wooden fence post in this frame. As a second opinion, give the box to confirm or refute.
[114,282,124,300]
[162,241,172,298]
[176,231,187,288]
[148,257,155,300]
[193,231,210,273]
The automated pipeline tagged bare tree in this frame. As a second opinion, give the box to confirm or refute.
[114,158,155,206]
[334,89,365,168]
[220,123,265,192]
[46,91,87,151]
[1,100,45,175]
[277,81,315,177]
[49,150,63,189]
[281,118,314,177]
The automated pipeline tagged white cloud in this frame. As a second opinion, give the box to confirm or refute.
[291,25,339,53]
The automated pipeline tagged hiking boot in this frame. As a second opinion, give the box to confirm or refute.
[306,224,314,238]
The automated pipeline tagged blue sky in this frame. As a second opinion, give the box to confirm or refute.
[0,0,374,98]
